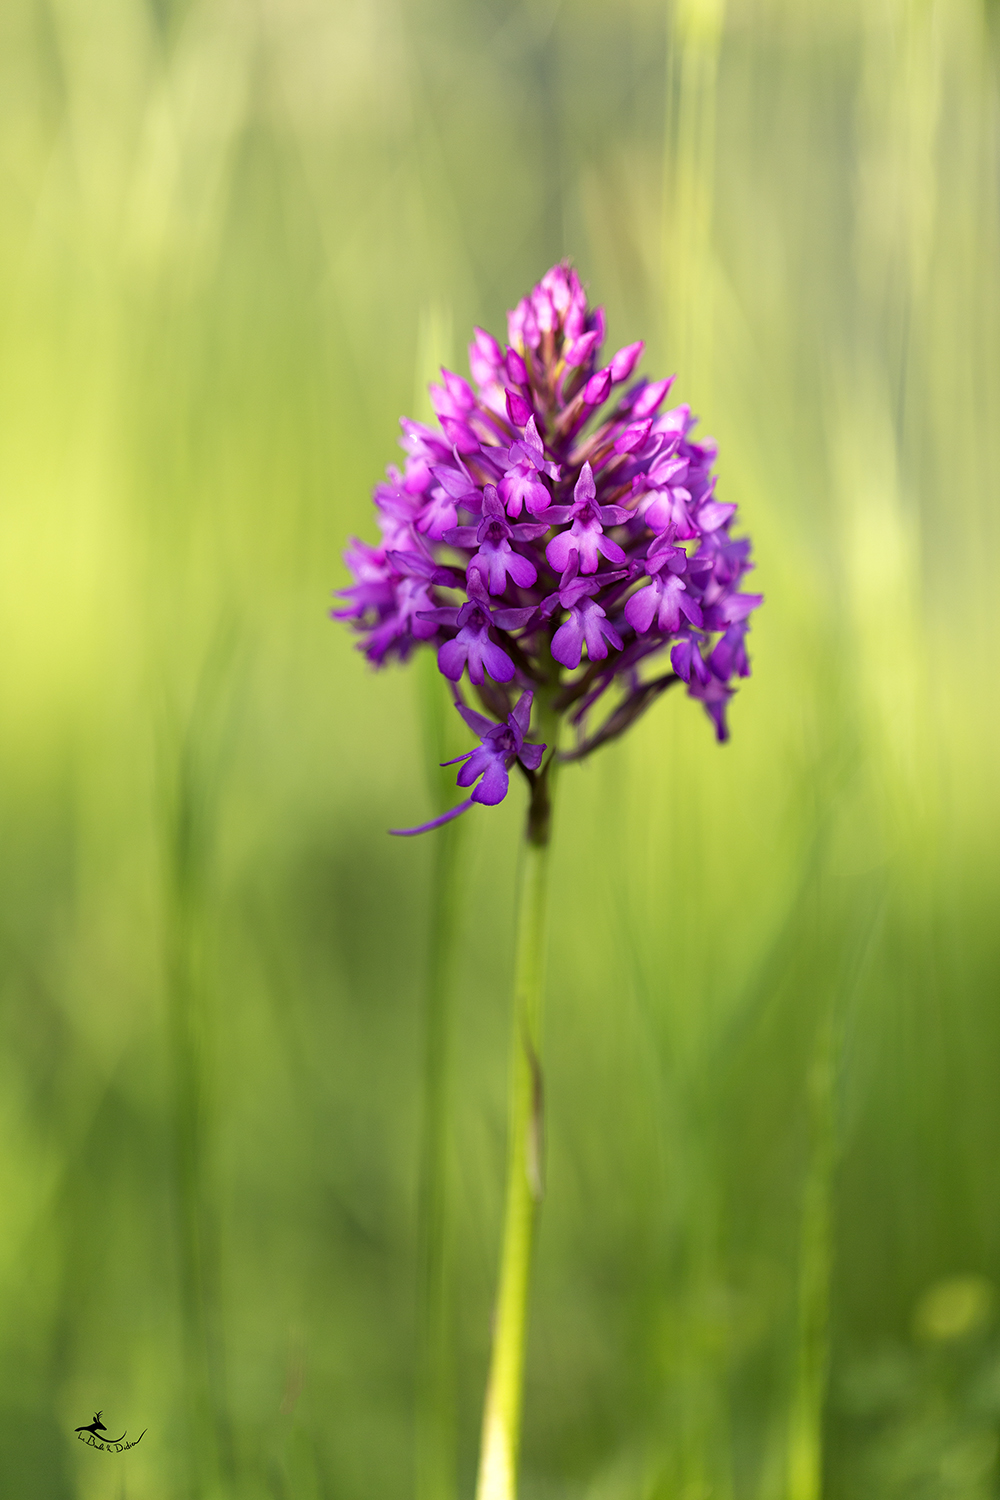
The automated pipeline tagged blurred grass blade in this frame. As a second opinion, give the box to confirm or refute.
[662,0,725,395]
[161,624,244,1498]
[414,309,463,1500]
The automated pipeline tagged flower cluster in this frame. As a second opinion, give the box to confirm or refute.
[335,263,761,828]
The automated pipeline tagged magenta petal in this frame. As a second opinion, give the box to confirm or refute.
[464,644,487,685]
[506,348,528,386]
[500,470,550,518]
[583,368,611,405]
[510,689,534,737]
[505,550,538,589]
[698,499,737,531]
[679,592,703,627]
[518,741,545,771]
[583,630,609,662]
[418,606,462,627]
[670,639,693,681]
[719,592,764,624]
[520,416,545,462]
[602,618,623,652]
[574,462,597,506]
[631,377,674,419]
[690,645,711,684]
[506,389,533,427]
[596,534,627,565]
[456,746,494,788]
[468,546,508,595]
[492,605,537,629]
[673,637,711,685]
[624,584,657,635]
[390,798,476,836]
[411,613,439,642]
[439,416,479,454]
[471,758,510,805]
[482,638,516,682]
[473,326,503,363]
[552,615,584,669]
[563,329,600,368]
[432,465,477,499]
[546,532,575,573]
[520,477,552,516]
[614,419,653,455]
[610,341,644,382]
[456,704,499,738]
[576,530,602,574]
[498,474,525,517]
[438,640,467,680]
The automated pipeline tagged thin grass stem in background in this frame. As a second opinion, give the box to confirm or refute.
[650,5,732,1489]
[412,306,465,1500]
[161,636,241,1499]
[662,0,725,394]
[475,690,560,1500]
[414,815,463,1500]
[414,654,465,1500]
[786,881,885,1500]
[786,999,836,1500]
[164,744,231,1500]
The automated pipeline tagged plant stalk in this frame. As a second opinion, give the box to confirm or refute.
[474,697,559,1500]
[414,649,466,1500]
[415,812,463,1500]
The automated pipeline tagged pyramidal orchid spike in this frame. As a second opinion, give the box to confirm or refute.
[334,260,762,824]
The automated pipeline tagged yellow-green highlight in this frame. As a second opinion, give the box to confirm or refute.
[1,2,999,1498]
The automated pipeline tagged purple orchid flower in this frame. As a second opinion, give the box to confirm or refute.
[543,463,630,575]
[543,565,628,670]
[336,260,763,825]
[420,573,536,686]
[709,621,752,680]
[390,690,547,835]
[442,487,547,596]
[624,538,704,636]
[670,634,712,686]
[686,672,735,743]
[497,416,561,518]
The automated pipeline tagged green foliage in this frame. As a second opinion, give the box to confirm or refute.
[0,1,998,1496]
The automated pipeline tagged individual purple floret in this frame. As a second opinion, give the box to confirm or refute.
[391,691,546,835]
[335,261,762,826]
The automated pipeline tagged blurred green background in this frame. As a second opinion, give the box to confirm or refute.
[2,0,1000,1496]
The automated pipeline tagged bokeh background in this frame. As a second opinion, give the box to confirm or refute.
[2,0,1000,1496]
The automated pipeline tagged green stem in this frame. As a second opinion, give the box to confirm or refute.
[415,814,463,1500]
[415,650,464,1500]
[474,697,559,1500]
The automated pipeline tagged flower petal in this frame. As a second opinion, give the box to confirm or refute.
[471,758,510,805]
[390,798,476,836]
[482,638,516,682]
